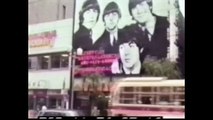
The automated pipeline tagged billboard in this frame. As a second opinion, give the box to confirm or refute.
[72,0,185,77]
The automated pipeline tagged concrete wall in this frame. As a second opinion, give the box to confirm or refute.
[29,0,74,24]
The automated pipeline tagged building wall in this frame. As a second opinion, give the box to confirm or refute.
[29,0,74,24]
[29,19,73,90]
[29,70,70,90]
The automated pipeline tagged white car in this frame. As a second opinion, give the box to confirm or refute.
[37,109,85,118]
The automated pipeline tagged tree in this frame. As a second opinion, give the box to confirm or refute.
[142,60,182,79]
[85,73,109,116]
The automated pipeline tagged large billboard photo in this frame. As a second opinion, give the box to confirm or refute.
[72,0,184,78]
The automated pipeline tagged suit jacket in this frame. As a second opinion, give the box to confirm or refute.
[176,11,185,78]
[94,29,125,54]
[123,15,170,60]
[73,25,95,51]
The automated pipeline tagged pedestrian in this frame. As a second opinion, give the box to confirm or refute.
[91,106,99,116]
[41,105,47,110]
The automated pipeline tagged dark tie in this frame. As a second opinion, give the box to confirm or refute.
[144,29,149,40]
[112,36,116,46]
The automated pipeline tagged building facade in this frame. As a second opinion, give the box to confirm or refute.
[29,0,74,24]
[28,0,184,110]
[28,19,73,109]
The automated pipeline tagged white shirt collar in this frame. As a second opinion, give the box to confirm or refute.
[145,16,156,36]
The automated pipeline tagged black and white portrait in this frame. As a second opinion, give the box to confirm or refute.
[72,0,185,77]
[73,0,101,51]
[111,35,143,75]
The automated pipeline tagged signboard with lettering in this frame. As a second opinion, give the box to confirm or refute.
[28,80,48,89]
[75,50,119,77]
[28,19,73,54]
[29,30,56,49]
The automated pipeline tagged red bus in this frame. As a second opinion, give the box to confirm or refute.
[108,77,185,118]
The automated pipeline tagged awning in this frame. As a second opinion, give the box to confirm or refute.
[29,47,71,55]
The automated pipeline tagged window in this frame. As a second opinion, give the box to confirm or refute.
[157,87,171,105]
[172,94,184,104]
[28,58,32,69]
[119,87,134,104]
[174,87,185,92]
[51,54,60,68]
[141,96,152,104]
[30,53,69,70]
[29,56,38,70]
[142,87,152,92]
[159,95,170,104]
[60,54,69,68]
[49,98,57,109]
[159,87,171,93]
[48,97,62,109]
[39,55,50,69]
[120,93,134,99]
[62,5,66,19]
[170,87,185,106]
[123,87,133,92]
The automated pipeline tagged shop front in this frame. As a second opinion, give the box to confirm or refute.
[28,70,70,110]
[72,77,113,113]
[28,89,68,110]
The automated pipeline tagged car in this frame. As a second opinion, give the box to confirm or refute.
[28,110,38,118]
[36,109,85,117]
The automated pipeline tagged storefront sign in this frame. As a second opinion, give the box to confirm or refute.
[28,80,48,89]
[29,30,56,49]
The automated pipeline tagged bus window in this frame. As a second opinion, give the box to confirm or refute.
[142,87,152,92]
[157,87,171,105]
[159,87,171,93]
[174,87,185,92]
[119,91,134,104]
[141,96,152,104]
[123,87,134,92]
[172,94,185,105]
[158,95,170,105]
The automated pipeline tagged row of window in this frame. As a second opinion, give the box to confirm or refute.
[28,96,63,110]
[119,94,185,106]
[121,87,185,93]
[28,53,69,70]
[117,87,185,106]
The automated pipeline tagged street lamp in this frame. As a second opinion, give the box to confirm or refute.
[68,48,83,110]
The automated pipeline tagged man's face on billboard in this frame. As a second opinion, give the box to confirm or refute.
[119,42,140,68]
[131,1,151,24]
[104,12,119,31]
[83,8,98,29]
